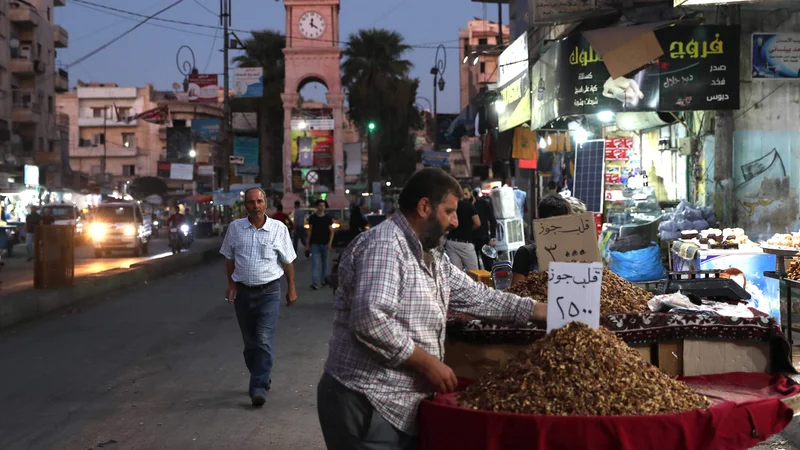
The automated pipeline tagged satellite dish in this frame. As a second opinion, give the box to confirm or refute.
[172,82,182,92]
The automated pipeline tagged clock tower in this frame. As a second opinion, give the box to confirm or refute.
[281,0,346,207]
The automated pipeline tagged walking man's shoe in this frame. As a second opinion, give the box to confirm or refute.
[251,389,267,407]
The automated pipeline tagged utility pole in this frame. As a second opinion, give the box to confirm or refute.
[497,2,503,45]
[221,0,231,193]
[101,110,107,186]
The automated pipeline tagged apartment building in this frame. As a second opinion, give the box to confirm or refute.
[459,20,509,111]
[1,0,69,190]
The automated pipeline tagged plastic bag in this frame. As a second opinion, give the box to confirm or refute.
[691,219,709,231]
[609,243,666,282]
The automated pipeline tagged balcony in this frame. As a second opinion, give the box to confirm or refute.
[12,89,41,124]
[55,68,69,92]
[53,25,68,48]
[35,151,63,166]
[10,58,34,75]
[9,3,39,27]
[70,145,137,158]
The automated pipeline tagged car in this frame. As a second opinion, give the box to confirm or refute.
[42,203,84,238]
[88,202,153,257]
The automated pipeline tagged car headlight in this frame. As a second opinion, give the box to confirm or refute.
[124,225,136,236]
[89,223,107,240]
[154,220,159,226]
[304,224,310,229]
[332,223,341,229]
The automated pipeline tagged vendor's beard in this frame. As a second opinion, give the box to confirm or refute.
[420,215,452,251]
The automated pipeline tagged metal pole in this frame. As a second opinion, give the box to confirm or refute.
[431,45,446,152]
[497,2,503,45]
[432,74,438,151]
[221,0,231,192]
[102,112,107,184]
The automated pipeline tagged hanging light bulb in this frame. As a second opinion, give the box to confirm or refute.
[539,137,547,149]
[574,128,589,145]
[547,135,552,145]
[472,55,480,66]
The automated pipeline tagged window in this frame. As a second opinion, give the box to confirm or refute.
[478,38,488,46]
[122,165,136,176]
[480,62,486,74]
[92,107,106,118]
[79,138,91,147]
[48,95,53,113]
[38,137,44,152]
[116,107,130,120]
[92,133,105,145]
[122,133,135,148]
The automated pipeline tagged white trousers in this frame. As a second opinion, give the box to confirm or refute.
[446,240,479,272]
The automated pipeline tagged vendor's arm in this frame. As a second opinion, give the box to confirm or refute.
[447,259,546,324]
[349,238,415,367]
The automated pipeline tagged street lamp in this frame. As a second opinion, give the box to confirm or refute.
[431,44,447,151]
[189,149,197,158]
[367,121,378,191]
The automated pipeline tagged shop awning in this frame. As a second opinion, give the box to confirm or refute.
[178,194,212,204]
[582,21,675,78]
[446,104,477,138]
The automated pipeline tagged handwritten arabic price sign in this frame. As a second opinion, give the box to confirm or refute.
[547,262,603,334]
[533,212,601,271]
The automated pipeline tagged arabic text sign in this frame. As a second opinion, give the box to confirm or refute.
[533,212,601,271]
[187,74,218,103]
[752,33,800,80]
[546,262,603,334]
[234,67,263,97]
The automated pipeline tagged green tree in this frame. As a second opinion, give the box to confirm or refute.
[342,29,421,184]
[232,30,286,187]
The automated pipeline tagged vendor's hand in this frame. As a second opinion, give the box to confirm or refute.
[225,282,237,304]
[421,358,458,394]
[531,301,547,322]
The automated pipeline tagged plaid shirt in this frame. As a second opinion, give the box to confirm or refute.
[324,214,535,434]
[220,216,296,286]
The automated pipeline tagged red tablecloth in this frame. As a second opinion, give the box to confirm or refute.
[419,373,799,450]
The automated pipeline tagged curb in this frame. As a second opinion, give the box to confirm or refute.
[0,239,223,331]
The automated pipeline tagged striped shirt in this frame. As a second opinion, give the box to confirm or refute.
[220,216,296,286]
[324,213,536,435]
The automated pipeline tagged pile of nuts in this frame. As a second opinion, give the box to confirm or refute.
[787,258,800,281]
[459,322,711,416]
[506,269,652,315]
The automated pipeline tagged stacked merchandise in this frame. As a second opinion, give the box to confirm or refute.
[658,200,718,241]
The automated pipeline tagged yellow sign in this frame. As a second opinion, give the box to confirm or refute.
[569,46,603,67]
[669,34,724,59]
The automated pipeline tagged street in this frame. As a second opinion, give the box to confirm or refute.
[1,238,184,294]
[0,255,330,449]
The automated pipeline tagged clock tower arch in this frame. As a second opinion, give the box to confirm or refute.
[281,0,346,207]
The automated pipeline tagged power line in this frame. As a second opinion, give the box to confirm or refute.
[204,27,219,73]
[67,0,187,69]
[71,1,218,39]
[192,0,217,17]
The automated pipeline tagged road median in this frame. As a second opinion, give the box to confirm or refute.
[0,238,223,331]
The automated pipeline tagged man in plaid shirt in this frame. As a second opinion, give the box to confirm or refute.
[317,169,546,449]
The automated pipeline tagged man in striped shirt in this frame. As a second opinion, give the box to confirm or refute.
[220,188,297,407]
[317,169,547,449]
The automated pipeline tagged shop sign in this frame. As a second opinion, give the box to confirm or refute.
[498,69,531,132]
[533,212,602,271]
[675,0,783,5]
[197,164,214,176]
[191,118,220,142]
[291,119,334,131]
[157,162,171,178]
[498,32,528,86]
[752,33,800,80]
[232,113,258,131]
[170,163,194,181]
[187,74,219,103]
[546,262,603,334]
[24,164,39,186]
[531,25,740,130]
[234,67,263,98]
[213,191,239,206]
[421,151,450,167]
[234,136,259,176]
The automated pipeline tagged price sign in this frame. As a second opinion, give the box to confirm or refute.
[533,212,601,271]
[546,262,603,333]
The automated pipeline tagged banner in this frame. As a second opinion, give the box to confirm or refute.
[213,191,239,206]
[234,67,263,97]
[498,69,531,132]
[188,74,219,103]
[421,151,450,167]
[232,113,257,131]
[170,163,194,181]
[191,118,220,142]
[752,33,800,80]
[531,25,740,130]
[234,136,259,175]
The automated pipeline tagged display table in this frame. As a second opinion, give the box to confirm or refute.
[445,312,794,379]
[670,243,780,320]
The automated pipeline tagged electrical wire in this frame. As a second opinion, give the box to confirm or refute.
[204,27,219,73]
[71,1,218,38]
[191,0,217,17]
[66,0,187,69]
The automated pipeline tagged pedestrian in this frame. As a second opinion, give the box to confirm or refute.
[271,202,292,229]
[317,168,546,450]
[220,188,297,407]
[510,195,572,286]
[41,207,55,225]
[468,187,497,271]
[445,186,481,271]
[305,199,333,290]
[25,206,41,262]
[292,200,307,252]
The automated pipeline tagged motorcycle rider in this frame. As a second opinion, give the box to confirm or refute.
[167,207,186,247]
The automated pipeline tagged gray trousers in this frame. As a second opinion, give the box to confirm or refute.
[446,240,479,271]
[317,372,419,450]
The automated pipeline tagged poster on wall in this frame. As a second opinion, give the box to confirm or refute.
[234,67,264,97]
[187,74,219,103]
[191,118,220,142]
[531,25,740,130]
[234,136,259,176]
[170,163,194,181]
[752,33,800,80]
[291,128,333,169]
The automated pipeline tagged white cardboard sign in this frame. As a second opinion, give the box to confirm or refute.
[546,262,603,334]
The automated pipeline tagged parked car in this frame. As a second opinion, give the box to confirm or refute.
[88,202,153,257]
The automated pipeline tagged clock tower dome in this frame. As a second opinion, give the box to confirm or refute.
[281,0,345,207]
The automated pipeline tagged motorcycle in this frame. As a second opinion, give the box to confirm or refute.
[169,224,192,254]
[152,220,160,238]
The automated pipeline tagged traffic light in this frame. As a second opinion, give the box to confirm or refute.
[368,122,376,132]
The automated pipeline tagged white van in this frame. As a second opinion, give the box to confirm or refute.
[88,202,153,257]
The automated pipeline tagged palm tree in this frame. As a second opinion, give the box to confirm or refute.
[341,29,412,91]
[232,30,286,187]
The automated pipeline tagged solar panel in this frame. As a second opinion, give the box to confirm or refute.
[572,139,605,213]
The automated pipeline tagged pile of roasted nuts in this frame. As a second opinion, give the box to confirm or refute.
[506,269,651,315]
[787,258,800,281]
[459,322,710,416]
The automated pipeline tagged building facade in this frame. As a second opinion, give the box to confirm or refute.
[2,0,69,190]
[459,20,509,110]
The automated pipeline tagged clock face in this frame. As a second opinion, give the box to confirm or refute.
[298,11,326,39]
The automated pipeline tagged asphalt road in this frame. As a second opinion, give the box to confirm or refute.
[1,238,186,294]
[0,255,331,450]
